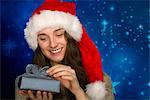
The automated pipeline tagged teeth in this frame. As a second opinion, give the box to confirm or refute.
[50,48,62,54]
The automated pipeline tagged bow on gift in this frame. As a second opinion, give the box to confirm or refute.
[26,64,49,76]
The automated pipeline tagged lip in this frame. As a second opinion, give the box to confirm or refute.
[49,47,63,55]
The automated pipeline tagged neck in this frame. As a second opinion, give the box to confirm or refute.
[51,61,60,66]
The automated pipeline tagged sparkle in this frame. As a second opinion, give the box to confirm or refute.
[97,10,100,13]
[118,41,121,43]
[130,15,133,19]
[101,20,108,32]
[96,18,100,22]
[124,11,127,14]
[110,6,114,11]
[129,29,132,32]
[111,44,115,48]
[121,19,124,22]
[128,82,132,85]
[102,41,105,44]
[117,24,121,27]
[140,91,144,95]
[87,21,91,25]
[124,70,130,73]
[148,82,150,87]
[138,24,143,29]
[92,7,95,10]
[147,34,150,41]
[133,38,136,42]
[111,38,114,41]
[82,10,85,14]
[140,47,143,50]
[101,20,108,26]
[148,44,150,48]
[124,57,127,61]
[95,41,98,44]
[125,31,129,35]
[99,13,103,16]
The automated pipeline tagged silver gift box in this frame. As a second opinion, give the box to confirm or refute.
[19,76,60,93]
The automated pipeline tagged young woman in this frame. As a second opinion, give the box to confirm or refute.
[16,0,114,100]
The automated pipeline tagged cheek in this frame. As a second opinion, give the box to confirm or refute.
[38,41,48,50]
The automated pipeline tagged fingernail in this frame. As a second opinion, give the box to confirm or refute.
[37,91,41,94]
[46,70,49,73]
[53,74,56,77]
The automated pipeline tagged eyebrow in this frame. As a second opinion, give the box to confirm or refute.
[37,28,64,36]
[54,28,64,32]
[37,33,47,37]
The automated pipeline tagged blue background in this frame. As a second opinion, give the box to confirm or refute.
[1,0,150,99]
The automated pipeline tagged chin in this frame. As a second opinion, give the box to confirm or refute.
[50,57,64,64]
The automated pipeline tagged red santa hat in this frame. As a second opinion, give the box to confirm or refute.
[24,0,106,99]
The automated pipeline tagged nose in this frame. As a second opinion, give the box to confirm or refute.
[49,37,57,48]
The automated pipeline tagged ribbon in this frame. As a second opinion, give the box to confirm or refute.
[25,64,50,77]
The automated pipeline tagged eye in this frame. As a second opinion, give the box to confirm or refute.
[56,33,63,36]
[40,38,46,40]
[38,36,48,41]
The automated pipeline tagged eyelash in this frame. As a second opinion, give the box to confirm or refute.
[57,34,63,36]
[40,38,46,40]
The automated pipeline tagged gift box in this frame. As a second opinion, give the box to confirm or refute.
[16,64,60,93]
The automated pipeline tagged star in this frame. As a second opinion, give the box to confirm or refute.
[101,20,108,32]
[112,82,120,94]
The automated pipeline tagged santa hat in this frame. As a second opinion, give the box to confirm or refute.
[24,0,106,99]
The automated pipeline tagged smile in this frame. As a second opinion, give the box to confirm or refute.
[50,48,62,54]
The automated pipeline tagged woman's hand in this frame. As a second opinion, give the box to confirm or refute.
[46,64,82,95]
[18,90,53,100]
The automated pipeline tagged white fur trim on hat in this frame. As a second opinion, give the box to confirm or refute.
[86,81,107,100]
[24,10,82,51]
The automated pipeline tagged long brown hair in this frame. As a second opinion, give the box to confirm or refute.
[33,31,88,89]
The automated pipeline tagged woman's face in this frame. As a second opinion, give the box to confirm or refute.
[37,27,67,64]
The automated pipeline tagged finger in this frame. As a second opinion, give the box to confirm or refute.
[46,64,63,73]
[70,69,76,74]
[61,75,74,81]
[53,70,73,78]
[46,64,71,74]
[50,66,72,76]
[36,91,42,100]
[18,90,27,94]
[42,92,47,100]
[48,92,53,100]
[28,90,35,99]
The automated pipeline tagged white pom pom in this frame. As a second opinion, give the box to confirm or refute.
[86,81,107,100]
